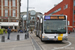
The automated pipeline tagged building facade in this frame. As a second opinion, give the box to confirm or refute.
[0,0,21,30]
[44,0,75,31]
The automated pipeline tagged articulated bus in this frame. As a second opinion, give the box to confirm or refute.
[36,15,68,42]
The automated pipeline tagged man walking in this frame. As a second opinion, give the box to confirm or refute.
[7,27,11,40]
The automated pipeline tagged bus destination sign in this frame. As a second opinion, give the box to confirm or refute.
[45,16,50,19]
[44,16,65,19]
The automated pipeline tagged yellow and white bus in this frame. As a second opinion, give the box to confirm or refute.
[36,15,68,42]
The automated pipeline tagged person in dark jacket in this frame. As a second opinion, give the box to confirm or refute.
[7,27,11,40]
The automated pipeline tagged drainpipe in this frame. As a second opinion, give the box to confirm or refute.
[73,0,74,32]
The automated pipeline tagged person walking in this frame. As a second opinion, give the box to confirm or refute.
[7,27,11,40]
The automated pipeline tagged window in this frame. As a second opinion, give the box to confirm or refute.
[74,0,75,6]
[74,10,75,14]
[3,19,8,22]
[12,0,15,6]
[49,8,61,15]
[5,0,8,6]
[13,10,16,17]
[5,10,8,17]
[64,4,68,9]
[31,17,33,20]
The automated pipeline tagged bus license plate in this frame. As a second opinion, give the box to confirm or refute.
[54,39,57,40]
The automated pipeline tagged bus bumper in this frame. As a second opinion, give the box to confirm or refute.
[42,37,68,41]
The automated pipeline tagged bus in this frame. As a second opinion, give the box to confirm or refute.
[36,15,68,42]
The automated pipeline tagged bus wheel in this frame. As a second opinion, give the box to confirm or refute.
[36,34,38,37]
[41,37,44,42]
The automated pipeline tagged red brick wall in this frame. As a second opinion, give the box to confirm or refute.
[44,0,74,26]
[0,0,1,16]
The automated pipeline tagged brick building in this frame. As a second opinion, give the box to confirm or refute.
[44,0,75,31]
[0,0,21,30]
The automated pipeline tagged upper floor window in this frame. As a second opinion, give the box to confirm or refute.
[49,8,61,15]
[64,4,68,9]
[12,0,16,6]
[74,10,75,14]
[74,1,75,6]
[5,0,8,6]
[13,10,16,17]
[5,10,8,17]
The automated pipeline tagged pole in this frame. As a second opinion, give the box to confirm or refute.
[23,16,24,32]
[26,0,29,38]
[26,0,29,29]
[73,0,74,32]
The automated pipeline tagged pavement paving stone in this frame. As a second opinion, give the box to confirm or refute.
[0,33,34,50]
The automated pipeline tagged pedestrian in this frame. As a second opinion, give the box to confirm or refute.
[31,29,33,34]
[7,26,11,40]
[18,29,20,33]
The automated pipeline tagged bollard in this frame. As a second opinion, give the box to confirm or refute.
[25,34,27,39]
[1,36,5,42]
[27,33,29,38]
[17,35,20,40]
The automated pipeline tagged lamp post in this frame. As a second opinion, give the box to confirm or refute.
[26,0,29,35]
[21,15,24,32]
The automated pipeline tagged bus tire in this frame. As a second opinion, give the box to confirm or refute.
[36,35,38,37]
[41,37,44,42]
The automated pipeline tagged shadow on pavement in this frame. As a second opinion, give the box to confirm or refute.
[43,41,66,44]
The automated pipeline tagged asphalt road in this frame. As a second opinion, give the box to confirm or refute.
[30,32,75,50]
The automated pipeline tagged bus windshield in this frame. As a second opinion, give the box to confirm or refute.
[44,20,66,33]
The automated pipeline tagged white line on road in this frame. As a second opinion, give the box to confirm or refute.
[52,41,72,50]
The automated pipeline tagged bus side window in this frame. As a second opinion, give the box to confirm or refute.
[41,23,43,33]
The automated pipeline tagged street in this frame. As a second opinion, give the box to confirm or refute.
[0,32,75,50]
[30,32,75,50]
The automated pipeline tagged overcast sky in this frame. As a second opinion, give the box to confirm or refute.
[21,0,63,14]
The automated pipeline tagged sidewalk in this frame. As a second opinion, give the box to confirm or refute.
[0,33,34,50]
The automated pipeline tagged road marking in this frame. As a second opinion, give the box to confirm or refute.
[52,41,72,50]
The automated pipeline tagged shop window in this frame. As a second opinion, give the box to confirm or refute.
[0,20,1,22]
[11,20,16,22]
[3,19,8,22]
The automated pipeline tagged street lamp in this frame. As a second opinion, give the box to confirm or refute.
[26,0,29,35]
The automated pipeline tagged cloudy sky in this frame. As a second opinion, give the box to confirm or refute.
[21,0,63,14]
